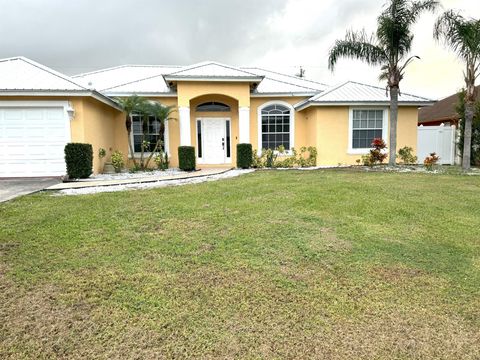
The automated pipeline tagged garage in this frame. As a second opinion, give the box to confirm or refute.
[0,102,70,177]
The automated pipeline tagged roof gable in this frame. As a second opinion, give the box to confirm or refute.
[0,56,87,91]
[296,81,433,109]
[164,61,263,80]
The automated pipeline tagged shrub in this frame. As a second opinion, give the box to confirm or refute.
[361,138,388,166]
[111,150,124,172]
[398,146,418,164]
[424,152,440,171]
[154,151,169,170]
[251,146,318,168]
[98,148,107,159]
[237,143,253,169]
[178,146,196,171]
[64,143,93,179]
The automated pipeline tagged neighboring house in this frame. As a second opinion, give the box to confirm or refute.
[0,56,433,177]
[418,85,480,126]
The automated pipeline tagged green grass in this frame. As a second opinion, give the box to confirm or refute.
[1,170,479,359]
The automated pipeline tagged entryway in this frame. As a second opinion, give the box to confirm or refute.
[197,118,231,164]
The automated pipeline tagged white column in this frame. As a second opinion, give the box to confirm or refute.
[179,106,191,146]
[238,106,250,143]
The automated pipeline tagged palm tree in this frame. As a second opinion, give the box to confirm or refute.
[116,95,147,167]
[434,11,480,170]
[328,0,438,166]
[144,102,176,169]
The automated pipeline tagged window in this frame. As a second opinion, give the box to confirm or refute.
[260,104,292,150]
[226,120,231,158]
[132,115,165,153]
[196,102,231,112]
[351,109,384,149]
[197,120,202,158]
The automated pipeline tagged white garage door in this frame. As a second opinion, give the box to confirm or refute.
[0,103,71,177]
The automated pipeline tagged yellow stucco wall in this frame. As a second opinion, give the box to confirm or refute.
[249,97,311,154]
[0,92,421,173]
[309,106,420,165]
[79,98,124,174]
[177,82,251,107]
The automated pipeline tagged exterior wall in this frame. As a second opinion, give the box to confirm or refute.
[190,94,239,167]
[308,106,420,165]
[79,98,124,174]
[249,97,311,153]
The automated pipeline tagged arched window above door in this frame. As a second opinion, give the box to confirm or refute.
[196,102,231,112]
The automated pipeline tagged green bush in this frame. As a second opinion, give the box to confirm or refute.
[111,150,125,173]
[64,143,93,179]
[237,143,253,169]
[398,146,418,164]
[178,146,196,171]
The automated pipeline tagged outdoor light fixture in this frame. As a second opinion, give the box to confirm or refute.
[66,102,75,120]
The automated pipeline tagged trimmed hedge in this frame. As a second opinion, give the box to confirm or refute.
[178,146,196,171]
[64,143,93,179]
[237,143,253,169]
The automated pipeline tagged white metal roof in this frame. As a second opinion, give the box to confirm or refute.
[73,64,180,94]
[164,61,263,81]
[244,67,327,93]
[0,57,432,106]
[0,56,87,91]
[296,81,434,109]
[73,61,328,96]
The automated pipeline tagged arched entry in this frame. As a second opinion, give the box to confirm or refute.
[192,95,236,165]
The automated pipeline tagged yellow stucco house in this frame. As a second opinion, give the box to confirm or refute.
[0,57,433,177]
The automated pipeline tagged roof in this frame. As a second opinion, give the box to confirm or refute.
[296,81,434,110]
[418,85,480,124]
[163,61,263,82]
[0,56,121,110]
[73,61,329,96]
[0,56,87,91]
[73,64,180,95]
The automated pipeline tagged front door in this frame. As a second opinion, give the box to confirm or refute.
[199,118,230,164]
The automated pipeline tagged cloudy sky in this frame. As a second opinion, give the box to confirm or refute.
[0,0,478,99]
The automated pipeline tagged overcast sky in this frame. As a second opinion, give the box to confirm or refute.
[0,0,478,99]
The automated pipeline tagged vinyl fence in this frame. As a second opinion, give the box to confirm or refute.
[417,124,457,165]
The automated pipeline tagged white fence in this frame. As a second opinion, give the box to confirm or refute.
[417,124,457,165]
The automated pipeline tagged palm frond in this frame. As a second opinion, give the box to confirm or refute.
[328,30,387,70]
[435,10,480,75]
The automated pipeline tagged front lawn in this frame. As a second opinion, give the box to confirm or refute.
[1,170,479,359]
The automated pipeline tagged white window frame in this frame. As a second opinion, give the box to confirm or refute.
[129,114,170,156]
[348,107,388,154]
[257,100,295,155]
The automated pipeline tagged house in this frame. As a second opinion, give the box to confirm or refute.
[418,86,480,127]
[0,56,433,177]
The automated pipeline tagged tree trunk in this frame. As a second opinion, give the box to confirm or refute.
[126,114,137,167]
[462,101,474,170]
[389,86,399,166]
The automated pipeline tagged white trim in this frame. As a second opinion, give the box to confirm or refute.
[179,106,191,146]
[257,100,295,155]
[0,90,122,110]
[238,106,250,143]
[196,117,231,164]
[347,107,388,155]
[164,76,263,83]
[252,92,317,98]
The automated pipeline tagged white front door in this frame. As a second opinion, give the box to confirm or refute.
[199,118,230,164]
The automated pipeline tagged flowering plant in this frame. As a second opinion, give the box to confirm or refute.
[424,152,440,171]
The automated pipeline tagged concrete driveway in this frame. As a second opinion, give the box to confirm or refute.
[0,178,61,203]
